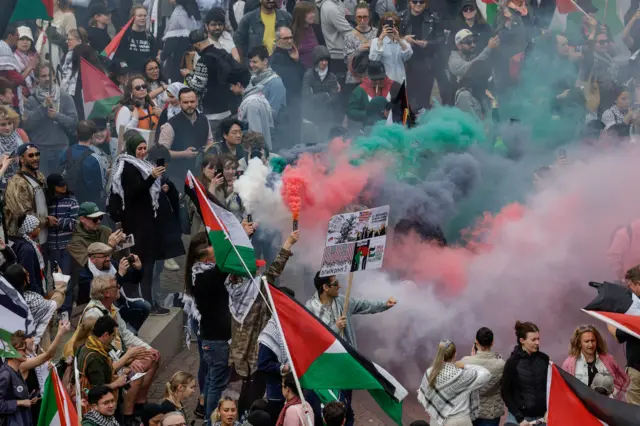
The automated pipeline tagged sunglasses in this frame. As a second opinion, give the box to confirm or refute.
[134,84,148,91]
[326,280,340,287]
[462,6,475,11]
[90,217,103,223]
[412,0,426,4]
[461,40,476,45]
[27,152,41,158]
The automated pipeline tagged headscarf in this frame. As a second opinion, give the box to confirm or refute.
[125,132,147,156]
[110,132,161,216]
[0,40,20,72]
[19,214,45,285]
[166,82,186,119]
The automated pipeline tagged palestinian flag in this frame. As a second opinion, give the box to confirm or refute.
[268,285,407,425]
[393,81,415,128]
[10,0,53,22]
[478,0,499,26]
[0,275,34,358]
[548,363,640,424]
[185,171,256,276]
[101,17,134,59]
[80,58,122,120]
[582,281,640,339]
[38,367,79,426]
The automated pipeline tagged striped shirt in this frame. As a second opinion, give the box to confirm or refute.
[46,194,79,250]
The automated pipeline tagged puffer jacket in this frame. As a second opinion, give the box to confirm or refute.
[501,345,549,423]
[460,351,506,420]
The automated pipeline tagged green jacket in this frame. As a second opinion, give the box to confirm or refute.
[346,86,370,123]
[67,222,113,267]
[76,345,113,390]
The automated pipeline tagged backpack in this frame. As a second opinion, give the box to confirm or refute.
[107,190,124,223]
[59,148,92,193]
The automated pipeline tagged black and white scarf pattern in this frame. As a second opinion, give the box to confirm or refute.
[83,410,121,426]
[20,215,45,278]
[418,363,480,426]
[224,274,260,325]
[110,154,162,216]
[23,291,56,346]
[0,40,19,72]
[257,317,287,364]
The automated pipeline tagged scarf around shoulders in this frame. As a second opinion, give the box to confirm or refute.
[0,40,20,72]
[276,396,302,426]
[258,317,288,365]
[83,410,120,426]
[251,68,278,86]
[110,154,162,216]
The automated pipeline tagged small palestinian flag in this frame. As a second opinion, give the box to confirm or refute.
[268,285,407,425]
[0,275,34,358]
[548,363,640,424]
[185,171,256,276]
[10,0,53,22]
[80,58,122,120]
[581,281,640,339]
[101,17,134,59]
[38,367,79,426]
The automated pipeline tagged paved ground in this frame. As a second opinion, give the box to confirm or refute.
[147,256,428,425]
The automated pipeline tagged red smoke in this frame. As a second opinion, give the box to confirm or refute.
[281,139,385,227]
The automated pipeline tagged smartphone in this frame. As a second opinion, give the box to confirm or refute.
[384,18,394,28]
[156,158,165,167]
[115,222,122,231]
[247,214,253,223]
[214,168,223,176]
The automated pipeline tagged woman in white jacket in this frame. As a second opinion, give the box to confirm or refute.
[418,340,490,426]
[369,11,412,84]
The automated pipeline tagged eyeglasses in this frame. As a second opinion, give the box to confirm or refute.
[27,152,41,158]
[90,217,103,223]
[461,40,476,45]
[134,84,148,91]
[356,15,369,20]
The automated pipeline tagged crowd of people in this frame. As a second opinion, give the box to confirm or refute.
[2,0,640,425]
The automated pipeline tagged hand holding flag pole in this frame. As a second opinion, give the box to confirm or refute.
[263,276,314,426]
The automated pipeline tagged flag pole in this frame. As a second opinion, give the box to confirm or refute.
[262,276,314,426]
[570,0,591,17]
[74,356,82,424]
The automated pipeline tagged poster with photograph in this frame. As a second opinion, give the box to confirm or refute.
[319,206,389,277]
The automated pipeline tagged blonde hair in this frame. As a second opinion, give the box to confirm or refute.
[130,4,146,18]
[211,397,237,423]
[0,105,19,128]
[428,340,457,388]
[163,371,195,400]
[568,325,608,357]
[90,275,115,300]
[10,330,27,352]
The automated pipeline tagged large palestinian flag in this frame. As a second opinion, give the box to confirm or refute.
[267,285,407,425]
[185,171,256,276]
[0,275,33,358]
[548,363,640,424]
[582,281,640,339]
[38,367,79,426]
[80,58,122,120]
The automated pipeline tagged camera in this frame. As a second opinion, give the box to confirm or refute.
[250,148,263,159]
[127,255,135,266]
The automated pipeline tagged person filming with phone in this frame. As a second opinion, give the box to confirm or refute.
[369,12,413,85]
[158,87,214,185]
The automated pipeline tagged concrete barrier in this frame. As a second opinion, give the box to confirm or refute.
[138,307,184,368]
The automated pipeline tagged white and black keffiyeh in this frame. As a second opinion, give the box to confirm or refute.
[110,154,162,216]
[257,317,287,364]
[0,40,20,72]
[83,410,120,426]
[20,214,45,274]
[417,363,480,426]
[23,291,56,346]
[224,275,260,325]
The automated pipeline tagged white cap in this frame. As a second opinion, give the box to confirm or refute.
[454,29,473,45]
[17,26,34,42]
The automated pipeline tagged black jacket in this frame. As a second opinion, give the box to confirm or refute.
[501,345,549,423]
[193,266,231,341]
[399,8,447,59]
[270,47,306,103]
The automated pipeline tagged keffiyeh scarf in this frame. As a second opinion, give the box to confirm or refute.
[0,40,20,71]
[0,130,22,156]
[32,82,61,110]
[417,363,480,426]
[110,154,162,216]
[14,51,35,89]
[225,274,260,325]
[20,214,45,281]
[257,317,287,364]
[166,82,187,119]
[250,68,279,87]
[23,291,57,346]
[83,410,120,426]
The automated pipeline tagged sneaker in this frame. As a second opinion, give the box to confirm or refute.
[194,403,205,419]
[149,304,170,316]
[164,258,180,271]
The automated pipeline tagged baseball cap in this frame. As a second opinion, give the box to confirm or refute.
[16,143,38,157]
[78,202,106,218]
[89,3,110,17]
[46,173,67,189]
[87,242,112,256]
[455,29,474,44]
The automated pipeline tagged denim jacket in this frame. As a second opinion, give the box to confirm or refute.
[233,8,292,58]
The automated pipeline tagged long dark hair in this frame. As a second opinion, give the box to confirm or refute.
[71,43,102,74]
[176,0,202,21]
[4,264,27,294]
[142,58,167,84]
[291,2,315,46]
[458,2,487,25]
[184,232,212,295]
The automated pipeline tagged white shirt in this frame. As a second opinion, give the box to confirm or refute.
[210,31,235,54]
[368,37,413,84]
